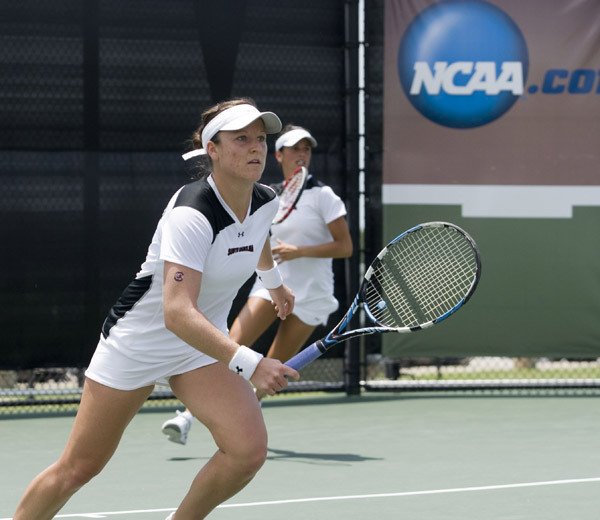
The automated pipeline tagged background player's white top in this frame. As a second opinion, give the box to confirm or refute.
[86,174,278,389]
[250,175,347,326]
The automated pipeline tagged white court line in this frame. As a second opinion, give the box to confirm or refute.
[2,477,599,519]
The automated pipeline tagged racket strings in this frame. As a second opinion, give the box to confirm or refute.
[365,227,478,328]
[398,229,476,320]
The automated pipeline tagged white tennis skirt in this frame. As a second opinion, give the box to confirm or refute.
[85,335,218,391]
[249,287,339,327]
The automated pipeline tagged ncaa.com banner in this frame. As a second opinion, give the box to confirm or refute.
[382,0,600,357]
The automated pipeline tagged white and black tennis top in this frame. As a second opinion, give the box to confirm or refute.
[100,174,277,356]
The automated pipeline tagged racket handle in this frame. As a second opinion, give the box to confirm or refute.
[285,342,325,371]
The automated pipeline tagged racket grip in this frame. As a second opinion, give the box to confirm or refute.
[285,342,324,371]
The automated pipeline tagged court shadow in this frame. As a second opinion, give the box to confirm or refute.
[167,449,380,466]
[266,446,382,466]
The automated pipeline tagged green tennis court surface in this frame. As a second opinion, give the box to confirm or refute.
[2,393,599,519]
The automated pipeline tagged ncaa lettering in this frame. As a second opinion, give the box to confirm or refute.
[410,61,524,96]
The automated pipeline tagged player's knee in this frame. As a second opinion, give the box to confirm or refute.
[242,453,267,480]
[233,436,268,478]
[59,459,105,491]
[245,441,268,474]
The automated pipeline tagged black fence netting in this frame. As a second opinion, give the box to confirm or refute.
[4,1,591,416]
[0,0,354,378]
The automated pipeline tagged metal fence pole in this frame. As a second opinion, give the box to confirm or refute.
[344,0,361,395]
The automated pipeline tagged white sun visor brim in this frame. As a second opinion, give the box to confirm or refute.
[219,110,281,134]
[275,128,318,151]
[183,104,281,161]
[202,104,281,150]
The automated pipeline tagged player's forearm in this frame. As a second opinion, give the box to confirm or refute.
[256,235,277,270]
[164,304,239,364]
[297,239,352,259]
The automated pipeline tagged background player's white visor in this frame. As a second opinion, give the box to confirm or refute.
[275,128,318,151]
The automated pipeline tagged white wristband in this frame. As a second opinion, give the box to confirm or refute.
[228,345,264,381]
[256,264,283,289]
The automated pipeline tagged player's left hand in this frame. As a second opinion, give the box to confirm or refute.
[268,283,295,320]
[272,239,300,264]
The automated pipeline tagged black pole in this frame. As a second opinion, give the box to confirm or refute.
[343,0,361,396]
[83,0,100,361]
[363,0,384,363]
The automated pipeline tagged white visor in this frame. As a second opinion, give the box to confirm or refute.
[183,104,281,160]
[275,128,318,151]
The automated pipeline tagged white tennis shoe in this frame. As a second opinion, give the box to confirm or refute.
[161,410,193,445]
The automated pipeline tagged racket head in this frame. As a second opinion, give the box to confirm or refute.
[361,222,481,331]
[272,166,308,224]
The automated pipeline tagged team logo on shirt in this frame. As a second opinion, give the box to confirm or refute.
[228,245,254,256]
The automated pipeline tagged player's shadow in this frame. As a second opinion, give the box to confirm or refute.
[167,448,383,466]
[266,447,382,466]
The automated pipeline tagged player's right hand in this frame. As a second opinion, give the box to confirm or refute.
[250,358,299,396]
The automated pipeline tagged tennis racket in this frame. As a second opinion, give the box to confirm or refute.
[272,166,308,224]
[285,221,481,371]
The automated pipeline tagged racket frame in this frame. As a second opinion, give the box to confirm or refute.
[272,166,308,225]
[286,222,481,371]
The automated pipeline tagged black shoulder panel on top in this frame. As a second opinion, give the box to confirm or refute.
[269,180,284,196]
[251,182,277,215]
[304,175,324,190]
[174,178,234,241]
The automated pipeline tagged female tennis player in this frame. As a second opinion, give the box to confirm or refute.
[13,98,299,520]
[160,124,353,443]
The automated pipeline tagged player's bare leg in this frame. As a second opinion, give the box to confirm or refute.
[266,313,315,363]
[229,296,278,347]
[252,314,315,400]
[168,364,267,519]
[13,380,153,520]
